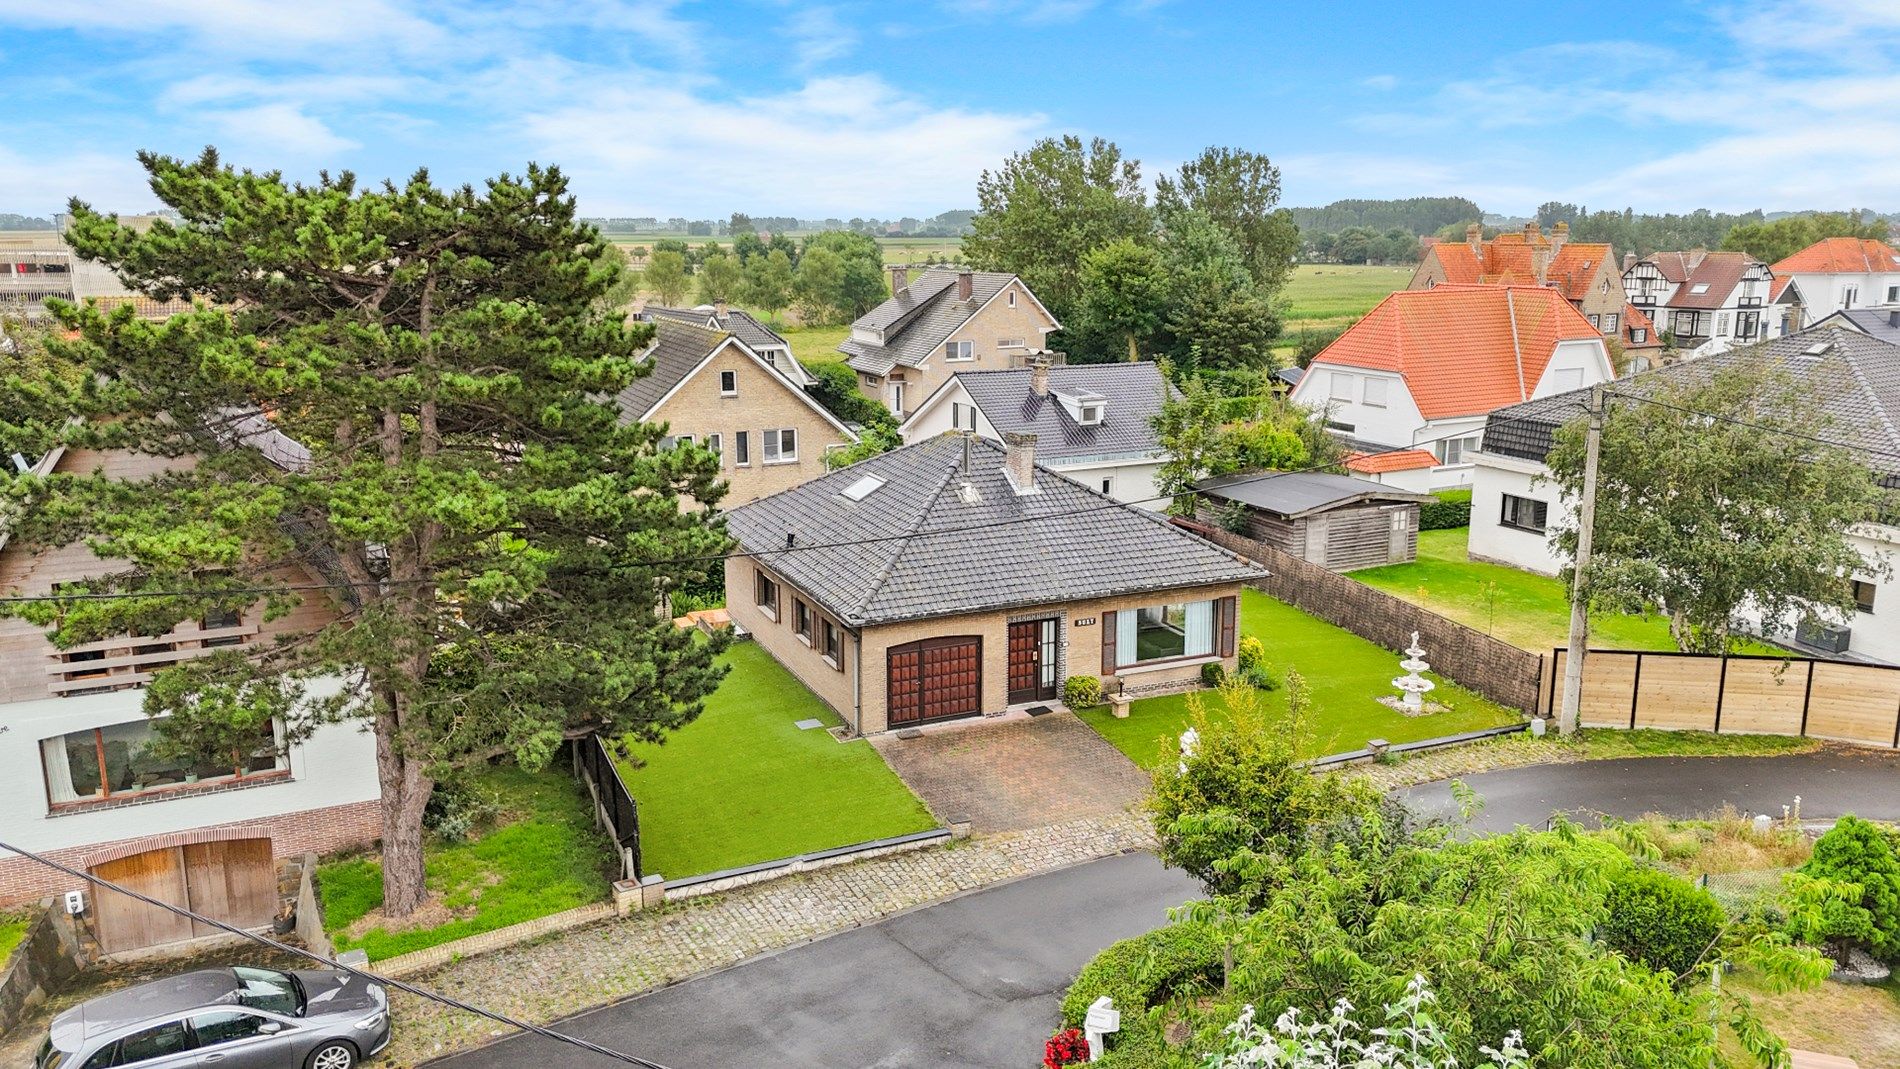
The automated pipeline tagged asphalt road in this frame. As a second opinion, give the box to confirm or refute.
[1402,749,1900,833]
[427,850,1200,1069]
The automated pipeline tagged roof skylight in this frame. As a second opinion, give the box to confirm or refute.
[840,474,887,501]
[1690,283,1711,294]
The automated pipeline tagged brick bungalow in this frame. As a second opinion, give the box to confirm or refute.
[724,433,1263,734]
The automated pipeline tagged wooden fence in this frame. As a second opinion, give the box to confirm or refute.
[1544,649,1900,749]
[1178,519,1546,715]
[573,734,644,880]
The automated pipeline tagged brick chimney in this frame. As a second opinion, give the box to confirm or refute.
[1029,356,1051,397]
[1623,251,1638,271]
[957,270,974,301]
[889,264,908,296]
[1550,221,1568,252]
[1466,223,1482,256]
[1002,431,1037,494]
[714,299,727,320]
[1687,247,1708,271]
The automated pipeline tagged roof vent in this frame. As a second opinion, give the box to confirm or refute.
[840,474,887,502]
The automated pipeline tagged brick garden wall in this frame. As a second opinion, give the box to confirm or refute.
[1176,519,1545,715]
[0,799,382,907]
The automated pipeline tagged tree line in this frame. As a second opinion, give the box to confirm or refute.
[634,229,889,325]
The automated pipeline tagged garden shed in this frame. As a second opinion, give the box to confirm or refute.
[1194,472,1434,571]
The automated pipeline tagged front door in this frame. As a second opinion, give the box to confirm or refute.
[1007,618,1059,704]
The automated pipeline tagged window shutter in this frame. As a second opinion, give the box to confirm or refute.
[1101,610,1117,674]
[1217,597,1237,658]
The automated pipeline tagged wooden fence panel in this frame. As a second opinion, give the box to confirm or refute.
[1579,652,1640,728]
[1805,662,1900,747]
[1633,654,1721,732]
[1717,659,1809,735]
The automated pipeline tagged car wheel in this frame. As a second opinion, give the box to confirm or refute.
[306,1040,359,1069]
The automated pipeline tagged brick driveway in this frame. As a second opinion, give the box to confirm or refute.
[871,712,1152,832]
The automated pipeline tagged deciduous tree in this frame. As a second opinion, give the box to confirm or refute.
[1721,212,1888,265]
[1156,146,1300,292]
[964,135,1152,321]
[696,248,743,304]
[1547,355,1886,653]
[643,248,690,306]
[1,150,731,917]
[743,249,794,321]
[1078,237,1167,362]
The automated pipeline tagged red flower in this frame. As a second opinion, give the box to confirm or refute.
[1043,1027,1090,1067]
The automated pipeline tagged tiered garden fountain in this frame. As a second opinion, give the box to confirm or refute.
[1390,631,1436,714]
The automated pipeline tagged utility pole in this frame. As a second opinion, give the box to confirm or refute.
[1558,385,1606,735]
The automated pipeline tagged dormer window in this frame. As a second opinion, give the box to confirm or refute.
[1079,404,1103,426]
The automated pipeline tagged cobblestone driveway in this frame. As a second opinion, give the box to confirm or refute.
[871,712,1153,832]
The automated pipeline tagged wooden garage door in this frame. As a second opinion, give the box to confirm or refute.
[91,838,276,955]
[888,637,983,726]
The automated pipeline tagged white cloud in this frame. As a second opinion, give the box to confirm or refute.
[1,0,448,55]
[1358,74,1398,91]
[203,103,359,158]
[0,144,152,215]
[518,74,1048,215]
[785,6,859,71]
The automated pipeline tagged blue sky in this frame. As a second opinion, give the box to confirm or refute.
[4,0,1899,220]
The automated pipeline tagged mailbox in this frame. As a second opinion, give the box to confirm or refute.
[1084,995,1121,1062]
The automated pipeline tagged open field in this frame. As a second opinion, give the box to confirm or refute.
[1280,263,1412,332]
[1354,529,1781,655]
[616,641,937,879]
[1079,589,1521,769]
[611,234,964,263]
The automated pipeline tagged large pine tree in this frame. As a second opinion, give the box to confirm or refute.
[1,150,730,915]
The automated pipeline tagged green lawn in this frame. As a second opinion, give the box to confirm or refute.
[1280,264,1413,331]
[318,767,616,962]
[1354,529,1779,655]
[0,911,30,965]
[1080,589,1522,770]
[616,641,937,879]
[779,321,852,369]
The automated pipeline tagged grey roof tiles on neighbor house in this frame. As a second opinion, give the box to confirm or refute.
[613,320,731,419]
[1194,471,1433,518]
[640,305,814,385]
[725,435,1262,627]
[952,362,1177,462]
[1813,308,1900,346]
[1480,325,1900,479]
[839,269,1025,376]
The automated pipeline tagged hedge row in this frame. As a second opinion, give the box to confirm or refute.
[1420,488,1472,530]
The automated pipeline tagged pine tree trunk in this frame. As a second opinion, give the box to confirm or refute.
[374,702,435,917]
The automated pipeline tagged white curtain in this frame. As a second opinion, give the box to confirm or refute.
[1184,600,1214,658]
[41,736,79,803]
[1117,610,1138,668]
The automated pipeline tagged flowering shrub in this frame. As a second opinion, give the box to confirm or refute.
[1236,635,1266,674]
[1063,675,1105,709]
[1203,975,1528,1069]
[1044,1027,1090,1067]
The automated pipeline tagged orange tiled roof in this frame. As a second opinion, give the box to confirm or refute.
[1313,285,1603,420]
[1544,242,1613,301]
[1622,303,1661,347]
[1432,242,1481,284]
[1771,237,1900,275]
[1346,449,1438,473]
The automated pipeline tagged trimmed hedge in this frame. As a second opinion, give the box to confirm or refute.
[1061,922,1223,1067]
[1419,488,1472,530]
[1602,867,1725,979]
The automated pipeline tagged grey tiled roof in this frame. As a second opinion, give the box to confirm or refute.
[1195,471,1432,518]
[614,320,729,419]
[641,306,813,385]
[1816,308,1900,346]
[952,363,1177,462]
[725,435,1263,626]
[839,269,1024,376]
[1480,325,1900,479]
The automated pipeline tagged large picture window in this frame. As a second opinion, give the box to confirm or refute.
[1116,600,1214,666]
[40,718,283,806]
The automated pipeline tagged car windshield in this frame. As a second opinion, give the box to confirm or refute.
[231,967,305,1017]
[36,1036,70,1069]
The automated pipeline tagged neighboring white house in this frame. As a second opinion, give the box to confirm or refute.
[1288,284,1614,490]
[0,445,381,953]
[899,359,1176,509]
[1469,325,1900,663]
[1772,237,1900,324]
[1621,250,1789,357]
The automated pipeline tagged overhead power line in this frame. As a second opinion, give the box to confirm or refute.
[0,838,673,1069]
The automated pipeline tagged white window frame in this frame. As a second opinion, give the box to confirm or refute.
[1843,285,1859,309]
[889,382,906,416]
[944,340,974,362]
[1437,434,1481,466]
[763,428,798,464]
[1007,291,1017,307]
[1361,377,1388,409]
[734,430,750,466]
[719,369,738,396]
[1605,313,1619,332]
[706,432,722,459]
[1715,312,1730,336]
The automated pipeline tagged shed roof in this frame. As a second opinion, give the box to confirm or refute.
[1195,471,1432,518]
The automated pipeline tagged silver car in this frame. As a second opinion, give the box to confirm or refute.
[35,965,389,1069]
